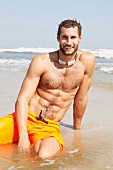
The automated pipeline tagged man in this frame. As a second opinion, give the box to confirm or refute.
[0,19,95,158]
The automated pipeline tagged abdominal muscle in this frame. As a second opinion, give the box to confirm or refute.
[28,87,78,122]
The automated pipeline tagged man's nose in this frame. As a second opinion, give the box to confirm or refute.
[66,38,72,44]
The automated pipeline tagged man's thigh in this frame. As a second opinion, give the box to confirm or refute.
[0,113,18,144]
[34,137,60,158]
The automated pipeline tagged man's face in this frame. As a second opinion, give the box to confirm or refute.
[57,26,82,56]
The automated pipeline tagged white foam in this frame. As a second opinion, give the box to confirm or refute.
[99,66,113,74]
[0,47,58,53]
[0,58,30,64]
[40,159,55,166]
[89,49,113,59]
[68,149,79,154]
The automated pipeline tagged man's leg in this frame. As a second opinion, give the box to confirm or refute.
[34,137,60,158]
[0,113,19,144]
[33,140,42,153]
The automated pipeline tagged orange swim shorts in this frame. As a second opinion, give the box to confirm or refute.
[0,110,64,151]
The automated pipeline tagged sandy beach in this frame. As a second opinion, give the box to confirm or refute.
[0,70,113,169]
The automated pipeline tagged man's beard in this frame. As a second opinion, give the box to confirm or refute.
[60,44,78,56]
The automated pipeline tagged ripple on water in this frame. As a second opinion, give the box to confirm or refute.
[0,129,113,169]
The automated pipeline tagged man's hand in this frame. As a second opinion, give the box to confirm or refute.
[18,137,30,152]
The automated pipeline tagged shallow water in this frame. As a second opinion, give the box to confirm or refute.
[0,125,113,170]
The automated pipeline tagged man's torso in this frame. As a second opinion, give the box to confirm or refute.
[28,50,85,121]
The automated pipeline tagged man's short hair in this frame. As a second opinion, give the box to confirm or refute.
[57,19,82,37]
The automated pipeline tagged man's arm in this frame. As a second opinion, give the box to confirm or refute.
[15,55,46,149]
[73,53,95,130]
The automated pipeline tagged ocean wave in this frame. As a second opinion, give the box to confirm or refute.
[0,58,31,64]
[96,66,113,74]
[89,49,113,59]
[99,67,113,74]
[0,48,113,59]
[0,47,57,53]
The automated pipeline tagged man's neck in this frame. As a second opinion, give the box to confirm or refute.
[57,50,77,66]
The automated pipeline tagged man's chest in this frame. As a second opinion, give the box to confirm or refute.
[40,64,84,90]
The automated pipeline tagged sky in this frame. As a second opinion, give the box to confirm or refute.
[0,0,113,49]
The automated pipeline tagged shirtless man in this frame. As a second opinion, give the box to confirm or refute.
[0,19,95,158]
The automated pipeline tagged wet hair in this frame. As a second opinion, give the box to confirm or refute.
[57,19,82,37]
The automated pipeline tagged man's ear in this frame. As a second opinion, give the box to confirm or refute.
[57,36,60,42]
[79,35,82,43]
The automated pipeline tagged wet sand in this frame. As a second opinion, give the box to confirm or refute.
[0,70,113,169]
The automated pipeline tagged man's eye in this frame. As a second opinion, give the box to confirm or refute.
[62,36,67,39]
[71,36,76,39]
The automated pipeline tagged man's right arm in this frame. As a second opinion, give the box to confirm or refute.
[15,55,46,150]
[73,52,95,129]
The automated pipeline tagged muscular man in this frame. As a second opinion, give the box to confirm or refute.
[0,19,95,158]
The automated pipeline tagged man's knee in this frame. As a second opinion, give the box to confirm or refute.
[37,137,60,159]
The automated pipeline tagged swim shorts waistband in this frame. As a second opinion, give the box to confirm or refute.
[28,110,59,125]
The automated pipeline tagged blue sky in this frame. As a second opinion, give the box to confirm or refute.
[0,0,113,49]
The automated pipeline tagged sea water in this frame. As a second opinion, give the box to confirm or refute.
[0,127,113,169]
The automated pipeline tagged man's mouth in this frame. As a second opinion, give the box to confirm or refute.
[64,46,74,50]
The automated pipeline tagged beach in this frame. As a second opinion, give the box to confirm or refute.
[0,70,113,170]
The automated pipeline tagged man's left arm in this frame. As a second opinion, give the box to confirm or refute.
[73,53,95,130]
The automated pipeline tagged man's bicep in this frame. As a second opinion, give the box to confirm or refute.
[16,75,38,104]
[76,74,92,99]
[76,54,95,98]
[20,75,39,97]
[17,57,42,101]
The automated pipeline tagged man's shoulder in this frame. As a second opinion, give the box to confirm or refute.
[79,50,95,66]
[28,53,52,75]
[79,50,95,60]
[28,53,49,71]
[33,53,49,62]
[78,50,95,74]
[32,51,57,63]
